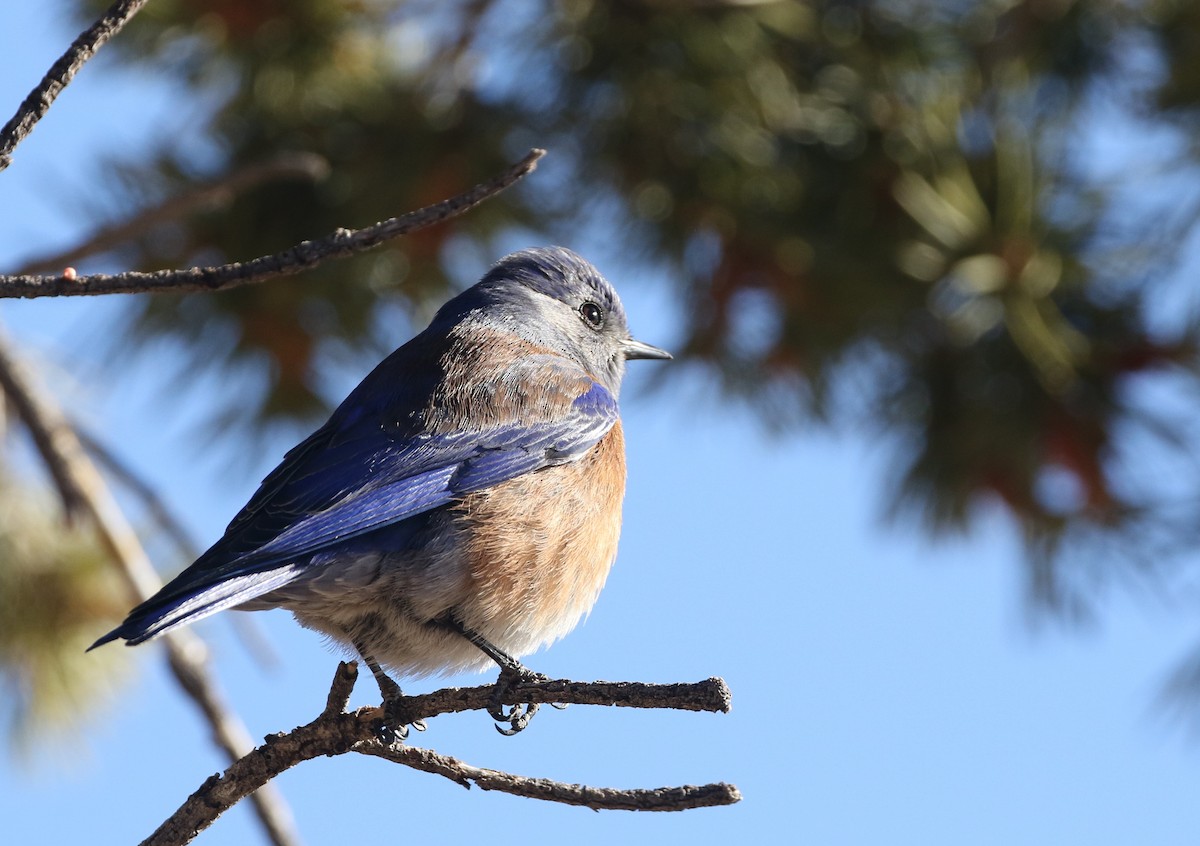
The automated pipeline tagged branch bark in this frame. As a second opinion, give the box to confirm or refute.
[143,662,740,846]
[0,148,545,298]
[0,328,304,846]
[0,0,153,172]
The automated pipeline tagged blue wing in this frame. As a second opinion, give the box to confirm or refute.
[93,367,618,647]
[243,384,617,567]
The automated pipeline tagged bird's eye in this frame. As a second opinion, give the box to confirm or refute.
[579,301,605,329]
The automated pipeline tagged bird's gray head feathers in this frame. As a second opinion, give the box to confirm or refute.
[433,247,669,394]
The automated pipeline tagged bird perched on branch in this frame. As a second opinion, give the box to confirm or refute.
[91,246,670,734]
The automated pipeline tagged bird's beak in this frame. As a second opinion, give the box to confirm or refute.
[623,337,672,361]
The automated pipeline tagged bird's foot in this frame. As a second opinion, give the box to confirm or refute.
[488,665,551,736]
[372,671,426,743]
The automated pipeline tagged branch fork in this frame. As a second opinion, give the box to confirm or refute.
[141,662,740,846]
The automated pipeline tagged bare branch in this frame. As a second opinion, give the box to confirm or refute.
[143,662,740,846]
[11,153,331,276]
[0,0,153,173]
[0,327,303,846]
[321,659,360,718]
[361,744,742,811]
[380,674,734,722]
[0,149,546,299]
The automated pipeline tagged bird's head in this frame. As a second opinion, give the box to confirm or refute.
[441,246,670,395]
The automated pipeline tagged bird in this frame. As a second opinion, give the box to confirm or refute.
[91,246,670,734]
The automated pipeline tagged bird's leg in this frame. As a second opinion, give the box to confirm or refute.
[353,640,425,741]
[440,617,549,735]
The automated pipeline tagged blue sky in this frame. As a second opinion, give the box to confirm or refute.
[4,4,1200,845]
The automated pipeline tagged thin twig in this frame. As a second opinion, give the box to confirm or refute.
[11,153,331,276]
[0,0,153,172]
[0,327,303,846]
[361,743,742,811]
[0,149,546,298]
[142,662,740,846]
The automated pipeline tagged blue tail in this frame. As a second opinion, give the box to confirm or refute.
[88,565,302,649]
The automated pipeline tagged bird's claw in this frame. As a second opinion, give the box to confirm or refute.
[375,681,423,744]
[374,707,425,743]
[488,667,552,735]
[493,701,539,736]
[374,718,408,745]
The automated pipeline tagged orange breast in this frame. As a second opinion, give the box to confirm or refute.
[452,420,627,651]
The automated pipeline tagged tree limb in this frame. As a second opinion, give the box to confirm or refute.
[0,0,153,172]
[359,744,741,811]
[0,148,546,298]
[142,662,740,846]
[0,328,303,846]
[372,674,735,720]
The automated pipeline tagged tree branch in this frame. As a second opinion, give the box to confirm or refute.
[372,674,734,721]
[11,152,331,276]
[0,148,546,298]
[143,662,740,846]
[0,328,303,846]
[0,0,153,173]
[359,744,741,811]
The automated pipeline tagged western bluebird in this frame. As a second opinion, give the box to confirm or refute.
[92,246,670,734]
